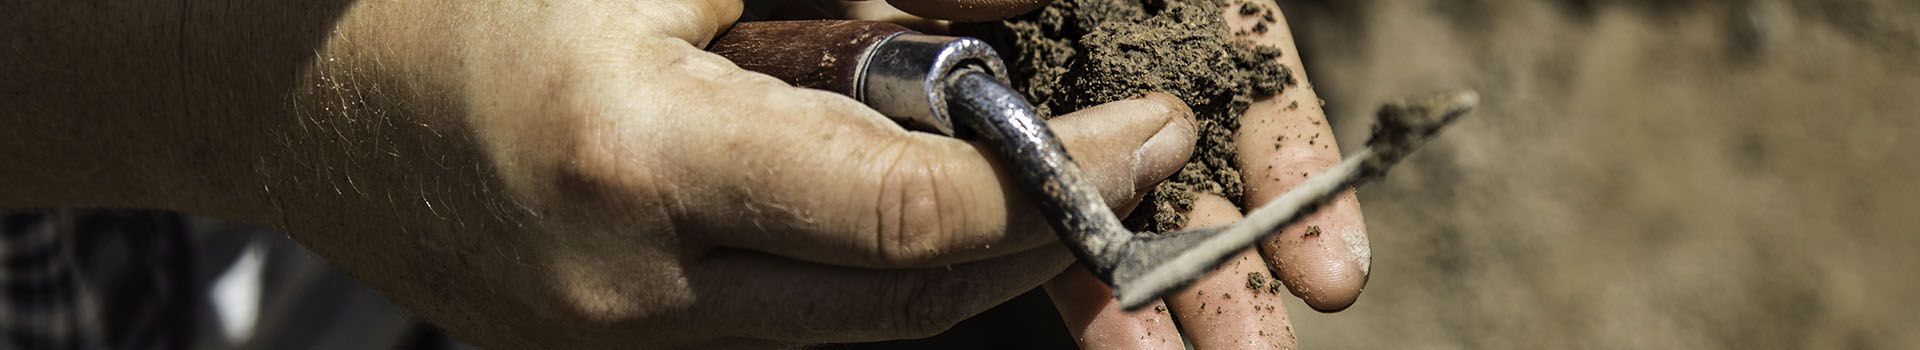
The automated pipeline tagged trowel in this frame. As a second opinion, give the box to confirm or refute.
[708,20,1475,309]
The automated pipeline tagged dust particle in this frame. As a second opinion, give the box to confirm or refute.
[1304,225,1322,237]
[1246,271,1268,291]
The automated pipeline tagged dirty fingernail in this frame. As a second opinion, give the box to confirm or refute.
[1263,192,1371,312]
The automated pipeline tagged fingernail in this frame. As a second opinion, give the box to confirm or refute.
[1338,219,1373,275]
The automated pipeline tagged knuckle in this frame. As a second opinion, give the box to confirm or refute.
[891,306,964,339]
[540,272,679,335]
[883,272,968,338]
[1269,150,1341,176]
[869,145,966,266]
[543,123,678,219]
[552,128,635,202]
[547,299,641,333]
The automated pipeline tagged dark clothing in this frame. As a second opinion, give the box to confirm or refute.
[0,210,460,349]
[2,210,196,349]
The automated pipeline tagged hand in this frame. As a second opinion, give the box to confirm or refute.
[1040,1,1373,348]
[263,0,1196,348]
[2,0,1341,347]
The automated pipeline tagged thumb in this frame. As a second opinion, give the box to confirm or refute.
[676,77,1195,269]
[882,0,1051,22]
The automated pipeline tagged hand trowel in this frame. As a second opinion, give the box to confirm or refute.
[707,20,1475,309]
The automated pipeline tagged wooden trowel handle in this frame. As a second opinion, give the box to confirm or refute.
[707,20,914,97]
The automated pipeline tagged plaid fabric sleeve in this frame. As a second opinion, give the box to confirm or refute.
[2,210,87,349]
[1,210,197,349]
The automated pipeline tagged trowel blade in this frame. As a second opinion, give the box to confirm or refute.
[1105,152,1373,310]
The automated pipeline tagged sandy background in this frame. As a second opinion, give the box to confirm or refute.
[1273,0,1920,347]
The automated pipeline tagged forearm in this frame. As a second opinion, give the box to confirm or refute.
[0,2,551,344]
[0,0,461,223]
[3,1,217,211]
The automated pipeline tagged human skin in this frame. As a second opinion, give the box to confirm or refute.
[0,0,1363,348]
[1041,1,1371,348]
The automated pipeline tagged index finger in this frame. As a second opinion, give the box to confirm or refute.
[1227,0,1372,312]
[781,1,1048,24]
[880,0,1050,22]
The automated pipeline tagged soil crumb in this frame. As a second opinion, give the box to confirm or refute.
[958,0,1294,233]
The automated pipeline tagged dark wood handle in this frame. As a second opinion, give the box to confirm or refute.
[707,20,914,96]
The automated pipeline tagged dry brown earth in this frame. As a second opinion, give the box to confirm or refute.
[1280,0,1920,347]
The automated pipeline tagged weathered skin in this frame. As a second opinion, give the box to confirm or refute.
[1,0,1380,347]
[1,0,1196,348]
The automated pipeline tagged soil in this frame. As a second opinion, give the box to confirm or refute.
[956,0,1294,233]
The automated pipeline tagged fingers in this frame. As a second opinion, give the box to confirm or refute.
[674,82,1196,269]
[691,244,1075,343]
[882,0,1050,22]
[1044,264,1182,349]
[838,1,951,32]
[1162,194,1297,349]
[1046,194,1299,349]
[769,0,1043,25]
[1223,1,1372,312]
[1053,93,1202,202]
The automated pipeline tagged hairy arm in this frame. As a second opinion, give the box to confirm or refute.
[1,0,534,344]
[0,0,458,219]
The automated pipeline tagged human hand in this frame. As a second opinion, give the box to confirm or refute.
[1040,1,1372,348]
[254,0,1197,348]
[780,1,1368,348]
[0,0,1340,347]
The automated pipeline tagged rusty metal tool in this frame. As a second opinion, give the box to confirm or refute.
[708,20,1473,309]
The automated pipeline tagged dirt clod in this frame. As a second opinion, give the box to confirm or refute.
[960,0,1293,233]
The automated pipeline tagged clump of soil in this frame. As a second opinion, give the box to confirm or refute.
[958,0,1293,233]
[1246,271,1284,295]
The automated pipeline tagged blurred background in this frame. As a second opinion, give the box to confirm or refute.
[1284,0,1918,347]
[6,0,1915,348]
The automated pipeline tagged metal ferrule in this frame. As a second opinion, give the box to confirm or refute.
[859,34,1011,136]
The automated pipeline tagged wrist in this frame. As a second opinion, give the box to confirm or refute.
[245,1,497,225]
